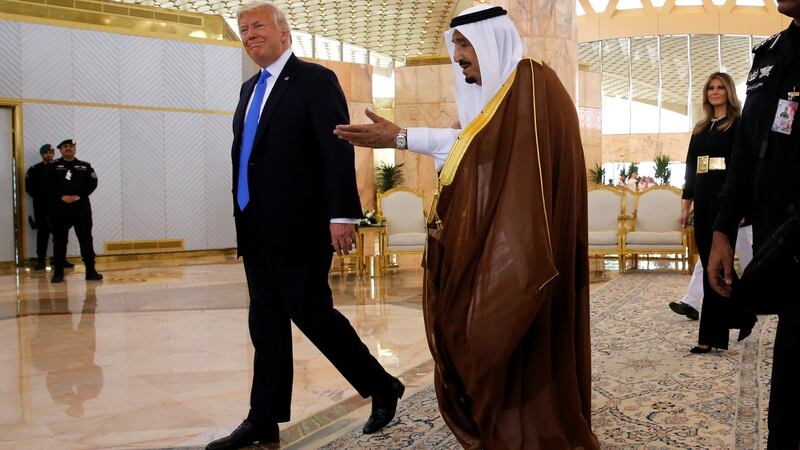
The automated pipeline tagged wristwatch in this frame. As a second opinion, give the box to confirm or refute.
[394,128,408,150]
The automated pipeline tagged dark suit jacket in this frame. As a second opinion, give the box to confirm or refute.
[232,54,362,256]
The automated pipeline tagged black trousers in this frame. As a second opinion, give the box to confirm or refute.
[51,211,95,269]
[695,217,755,349]
[767,304,800,449]
[242,250,389,424]
[32,203,50,263]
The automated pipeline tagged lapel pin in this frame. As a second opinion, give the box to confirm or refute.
[284,76,290,80]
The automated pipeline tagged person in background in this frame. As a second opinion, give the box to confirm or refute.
[45,139,103,283]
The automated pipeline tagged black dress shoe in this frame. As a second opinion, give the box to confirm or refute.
[690,346,712,354]
[85,271,104,281]
[363,376,405,434]
[206,420,279,450]
[33,261,46,270]
[669,302,700,320]
[63,260,75,269]
[51,271,64,283]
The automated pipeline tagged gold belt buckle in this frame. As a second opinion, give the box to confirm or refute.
[697,155,709,174]
[708,157,726,171]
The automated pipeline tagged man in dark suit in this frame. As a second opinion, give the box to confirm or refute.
[205,2,404,449]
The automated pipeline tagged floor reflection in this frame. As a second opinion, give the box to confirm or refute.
[30,282,101,418]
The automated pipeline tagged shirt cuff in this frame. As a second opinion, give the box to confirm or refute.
[330,218,360,224]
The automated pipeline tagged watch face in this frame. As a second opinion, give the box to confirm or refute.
[396,135,407,148]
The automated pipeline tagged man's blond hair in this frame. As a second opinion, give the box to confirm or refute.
[236,0,290,32]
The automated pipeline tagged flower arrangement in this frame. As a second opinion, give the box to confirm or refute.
[360,210,381,226]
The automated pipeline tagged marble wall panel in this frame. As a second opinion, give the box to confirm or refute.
[73,29,120,105]
[602,133,691,163]
[74,107,123,255]
[349,103,376,212]
[312,59,373,104]
[164,112,206,250]
[579,106,603,170]
[579,71,602,109]
[120,110,166,241]
[496,0,578,100]
[21,24,72,101]
[0,21,22,99]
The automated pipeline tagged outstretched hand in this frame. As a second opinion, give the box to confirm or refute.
[334,108,401,149]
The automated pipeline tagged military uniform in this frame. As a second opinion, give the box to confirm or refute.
[714,22,800,449]
[45,139,103,282]
[25,145,54,269]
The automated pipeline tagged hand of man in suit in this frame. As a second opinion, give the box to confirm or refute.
[331,223,357,256]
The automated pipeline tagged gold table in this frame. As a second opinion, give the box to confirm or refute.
[356,225,386,277]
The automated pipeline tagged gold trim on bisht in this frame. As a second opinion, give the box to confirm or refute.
[438,68,518,186]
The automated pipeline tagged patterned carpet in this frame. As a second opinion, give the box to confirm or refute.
[315,273,777,449]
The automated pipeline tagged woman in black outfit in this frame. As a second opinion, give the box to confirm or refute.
[679,72,756,353]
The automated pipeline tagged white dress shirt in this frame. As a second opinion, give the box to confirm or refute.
[407,128,461,172]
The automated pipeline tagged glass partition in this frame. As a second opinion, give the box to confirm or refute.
[602,38,631,134]
[630,36,660,133]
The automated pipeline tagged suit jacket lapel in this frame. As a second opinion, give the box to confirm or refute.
[252,54,298,147]
[232,74,258,159]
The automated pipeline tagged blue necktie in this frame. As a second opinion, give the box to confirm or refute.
[237,69,271,210]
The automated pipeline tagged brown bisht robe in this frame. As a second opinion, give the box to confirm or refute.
[424,58,598,450]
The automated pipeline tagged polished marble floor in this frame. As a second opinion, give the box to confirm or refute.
[0,254,657,449]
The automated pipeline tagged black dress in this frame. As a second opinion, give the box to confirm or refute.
[682,118,754,349]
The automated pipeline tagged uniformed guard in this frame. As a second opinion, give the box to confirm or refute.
[45,139,103,283]
[709,5,800,448]
[25,144,56,270]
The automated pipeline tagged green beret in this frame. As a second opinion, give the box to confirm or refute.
[57,139,76,148]
[39,144,54,154]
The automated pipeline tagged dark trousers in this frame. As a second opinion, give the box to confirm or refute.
[695,219,755,349]
[32,204,50,263]
[242,250,389,424]
[51,212,95,269]
[767,304,800,449]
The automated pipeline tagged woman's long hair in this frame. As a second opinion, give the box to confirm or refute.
[692,72,741,135]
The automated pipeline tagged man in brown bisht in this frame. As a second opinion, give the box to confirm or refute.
[335,5,598,449]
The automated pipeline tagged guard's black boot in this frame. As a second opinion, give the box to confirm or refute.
[51,268,64,283]
[84,261,103,281]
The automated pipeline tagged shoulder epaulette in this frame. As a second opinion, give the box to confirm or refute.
[753,31,782,53]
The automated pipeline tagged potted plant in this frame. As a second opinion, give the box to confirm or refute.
[588,162,605,185]
[375,162,404,193]
[653,153,671,185]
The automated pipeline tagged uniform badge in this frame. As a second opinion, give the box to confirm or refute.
[748,70,759,83]
[65,169,72,181]
[772,98,797,135]
[759,65,774,79]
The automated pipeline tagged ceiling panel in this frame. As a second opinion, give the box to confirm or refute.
[110,0,461,59]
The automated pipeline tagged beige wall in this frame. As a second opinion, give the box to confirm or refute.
[313,59,376,212]
[578,70,602,172]
[603,132,691,163]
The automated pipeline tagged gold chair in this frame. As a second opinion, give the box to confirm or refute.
[620,185,691,272]
[587,185,626,267]
[376,185,427,268]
